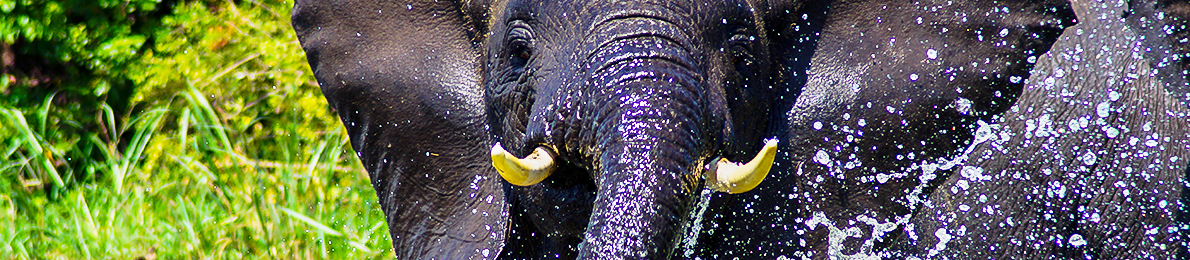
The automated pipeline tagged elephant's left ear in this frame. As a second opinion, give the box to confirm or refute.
[291,0,505,259]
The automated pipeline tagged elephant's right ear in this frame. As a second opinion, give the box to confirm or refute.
[291,0,505,259]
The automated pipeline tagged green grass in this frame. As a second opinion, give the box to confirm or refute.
[0,96,396,259]
[0,0,395,258]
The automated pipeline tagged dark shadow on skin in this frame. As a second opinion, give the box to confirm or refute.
[503,163,596,259]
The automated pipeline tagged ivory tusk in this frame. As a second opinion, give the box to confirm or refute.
[708,138,779,194]
[491,143,557,186]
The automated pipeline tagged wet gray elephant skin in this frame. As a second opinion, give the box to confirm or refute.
[888,0,1190,259]
[289,0,1185,258]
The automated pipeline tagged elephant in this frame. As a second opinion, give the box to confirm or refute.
[289,0,1185,258]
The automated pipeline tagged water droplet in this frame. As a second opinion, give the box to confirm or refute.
[1069,234,1086,247]
[814,150,832,166]
[933,228,953,252]
[1080,151,1097,166]
[953,98,973,115]
[1096,102,1111,117]
[1104,126,1119,138]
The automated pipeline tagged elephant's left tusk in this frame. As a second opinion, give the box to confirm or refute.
[491,143,557,186]
[708,138,779,194]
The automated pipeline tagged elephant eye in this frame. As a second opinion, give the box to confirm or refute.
[728,34,755,69]
[729,45,754,76]
[507,24,534,68]
[731,47,751,66]
[514,43,533,61]
[507,40,533,71]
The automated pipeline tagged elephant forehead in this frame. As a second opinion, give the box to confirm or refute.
[489,0,754,36]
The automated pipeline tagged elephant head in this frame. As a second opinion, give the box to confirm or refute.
[291,0,1075,258]
[479,0,785,258]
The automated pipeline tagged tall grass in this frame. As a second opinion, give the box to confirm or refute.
[0,0,394,258]
[0,98,394,259]
[0,97,394,259]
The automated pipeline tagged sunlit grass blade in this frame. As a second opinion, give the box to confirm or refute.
[346,240,373,254]
[115,109,166,194]
[277,206,342,237]
[183,85,235,155]
[304,139,328,200]
[35,94,51,135]
[76,192,98,239]
[175,195,201,252]
[2,108,63,187]
[71,193,94,260]
[178,108,191,154]
[101,102,117,143]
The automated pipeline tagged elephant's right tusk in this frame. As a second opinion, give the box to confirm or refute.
[491,143,557,186]
[708,138,779,194]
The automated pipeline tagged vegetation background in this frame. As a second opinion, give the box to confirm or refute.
[1,0,395,258]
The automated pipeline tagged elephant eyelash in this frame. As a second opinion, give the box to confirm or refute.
[728,33,754,49]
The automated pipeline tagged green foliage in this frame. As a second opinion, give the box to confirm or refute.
[1,0,160,72]
[0,0,394,258]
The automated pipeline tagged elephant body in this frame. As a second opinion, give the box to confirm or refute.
[290,0,1188,258]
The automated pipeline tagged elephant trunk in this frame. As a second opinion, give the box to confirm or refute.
[578,47,704,257]
[581,140,697,258]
